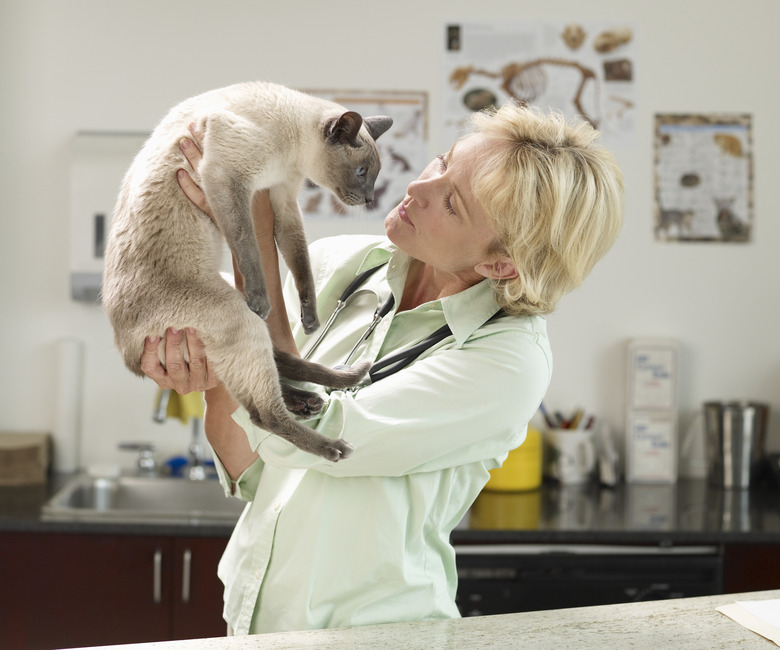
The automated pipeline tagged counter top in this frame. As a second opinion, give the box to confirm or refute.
[2,474,780,544]
[78,589,780,649]
[0,474,236,537]
[452,478,780,546]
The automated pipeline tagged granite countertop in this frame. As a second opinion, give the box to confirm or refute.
[2,473,780,544]
[76,589,780,649]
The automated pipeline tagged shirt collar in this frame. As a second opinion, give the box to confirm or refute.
[441,280,502,346]
[358,239,502,347]
[356,239,396,275]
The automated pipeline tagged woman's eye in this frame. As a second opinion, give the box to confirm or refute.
[356,165,367,177]
[444,195,456,216]
[437,154,447,171]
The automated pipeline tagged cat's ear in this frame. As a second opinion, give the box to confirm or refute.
[326,111,363,146]
[364,116,393,141]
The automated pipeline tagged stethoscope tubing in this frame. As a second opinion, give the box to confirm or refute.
[301,260,504,382]
[342,294,395,366]
[302,263,387,361]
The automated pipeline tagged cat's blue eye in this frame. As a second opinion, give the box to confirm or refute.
[356,166,367,178]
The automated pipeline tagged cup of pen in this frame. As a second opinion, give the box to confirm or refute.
[543,427,597,484]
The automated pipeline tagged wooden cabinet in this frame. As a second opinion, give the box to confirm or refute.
[723,543,780,593]
[0,531,228,650]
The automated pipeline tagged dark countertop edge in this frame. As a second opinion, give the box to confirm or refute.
[5,518,779,546]
[0,517,235,537]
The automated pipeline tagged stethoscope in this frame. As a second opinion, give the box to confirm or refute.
[301,262,463,383]
[302,263,392,364]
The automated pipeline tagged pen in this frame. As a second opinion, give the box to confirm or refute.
[539,402,557,428]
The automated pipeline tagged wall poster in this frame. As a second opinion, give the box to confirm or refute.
[443,22,637,149]
[300,90,428,220]
[654,114,753,242]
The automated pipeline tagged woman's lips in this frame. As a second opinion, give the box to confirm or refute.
[399,202,413,227]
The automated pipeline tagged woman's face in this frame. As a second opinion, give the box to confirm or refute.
[385,134,502,279]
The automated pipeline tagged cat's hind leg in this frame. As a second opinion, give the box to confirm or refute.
[205,304,354,462]
[280,384,324,417]
[274,350,369,388]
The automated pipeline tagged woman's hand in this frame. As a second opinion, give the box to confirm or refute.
[140,327,220,394]
[177,127,212,218]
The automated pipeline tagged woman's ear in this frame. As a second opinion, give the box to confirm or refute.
[474,256,519,280]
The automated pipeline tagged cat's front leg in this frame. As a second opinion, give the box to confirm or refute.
[198,115,271,319]
[219,203,271,319]
[269,185,320,334]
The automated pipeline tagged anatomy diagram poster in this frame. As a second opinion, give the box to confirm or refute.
[654,114,753,242]
[443,22,637,149]
[300,90,428,220]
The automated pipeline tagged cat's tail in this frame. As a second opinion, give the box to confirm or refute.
[274,350,369,388]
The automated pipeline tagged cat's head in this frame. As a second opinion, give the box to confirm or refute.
[311,111,392,206]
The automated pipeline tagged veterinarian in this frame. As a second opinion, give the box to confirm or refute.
[141,102,623,635]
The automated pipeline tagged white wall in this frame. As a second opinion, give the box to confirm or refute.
[1,0,778,472]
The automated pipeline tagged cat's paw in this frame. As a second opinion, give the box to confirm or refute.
[246,291,271,320]
[322,439,355,462]
[301,306,320,335]
[281,385,324,416]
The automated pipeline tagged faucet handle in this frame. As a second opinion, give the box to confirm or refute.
[118,442,158,477]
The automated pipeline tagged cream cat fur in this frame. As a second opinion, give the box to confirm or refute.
[103,81,392,461]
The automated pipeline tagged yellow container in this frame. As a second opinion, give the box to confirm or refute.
[484,428,542,492]
[469,489,541,530]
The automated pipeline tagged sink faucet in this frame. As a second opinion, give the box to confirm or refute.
[187,418,206,481]
[153,389,172,423]
[152,389,207,480]
[118,442,158,477]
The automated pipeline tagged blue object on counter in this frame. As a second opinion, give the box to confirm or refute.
[164,456,218,479]
[164,456,188,478]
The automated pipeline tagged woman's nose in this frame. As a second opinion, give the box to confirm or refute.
[407,176,431,208]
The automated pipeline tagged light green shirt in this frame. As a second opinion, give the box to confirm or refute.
[214,235,552,635]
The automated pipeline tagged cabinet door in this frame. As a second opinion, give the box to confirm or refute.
[0,532,35,649]
[171,536,229,640]
[723,543,780,593]
[25,533,172,649]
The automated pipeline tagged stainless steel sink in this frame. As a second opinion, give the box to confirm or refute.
[42,473,246,525]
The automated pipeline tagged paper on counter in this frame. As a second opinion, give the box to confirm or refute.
[717,599,780,646]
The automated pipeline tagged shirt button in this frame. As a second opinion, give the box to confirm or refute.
[273,502,282,512]
[254,569,263,580]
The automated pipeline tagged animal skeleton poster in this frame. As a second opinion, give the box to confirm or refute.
[443,22,637,148]
[300,90,428,220]
[654,114,753,242]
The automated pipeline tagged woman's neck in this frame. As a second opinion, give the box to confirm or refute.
[397,259,482,312]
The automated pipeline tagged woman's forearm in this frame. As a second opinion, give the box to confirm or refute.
[204,383,258,481]
[250,190,300,356]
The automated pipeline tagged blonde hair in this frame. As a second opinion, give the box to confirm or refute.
[469,103,624,316]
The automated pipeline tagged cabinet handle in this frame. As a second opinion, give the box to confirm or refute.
[182,548,192,603]
[153,548,163,604]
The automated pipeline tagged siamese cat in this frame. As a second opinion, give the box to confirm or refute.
[103,81,392,461]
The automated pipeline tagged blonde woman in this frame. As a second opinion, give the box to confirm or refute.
[142,102,623,635]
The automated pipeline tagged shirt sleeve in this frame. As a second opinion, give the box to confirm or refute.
[233,324,551,478]
[213,451,265,501]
